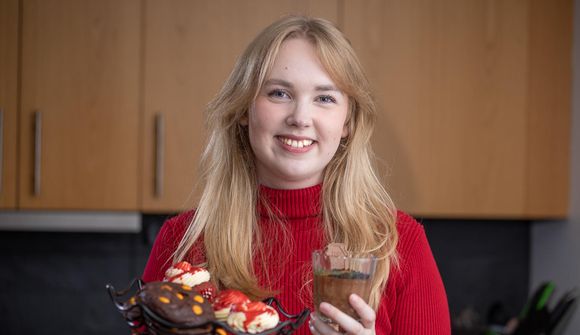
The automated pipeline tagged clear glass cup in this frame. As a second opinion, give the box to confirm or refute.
[312,250,377,324]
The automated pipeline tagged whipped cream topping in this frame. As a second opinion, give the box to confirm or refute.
[214,306,231,322]
[164,267,183,279]
[227,304,279,334]
[213,289,251,321]
[164,266,210,287]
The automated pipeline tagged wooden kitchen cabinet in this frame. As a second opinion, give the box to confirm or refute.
[7,0,571,216]
[141,0,339,212]
[0,0,19,209]
[343,0,572,218]
[19,0,141,210]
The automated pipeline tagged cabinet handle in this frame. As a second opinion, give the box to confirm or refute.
[34,111,42,196]
[0,108,4,195]
[155,114,164,198]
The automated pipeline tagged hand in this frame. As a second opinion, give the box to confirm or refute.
[309,294,376,335]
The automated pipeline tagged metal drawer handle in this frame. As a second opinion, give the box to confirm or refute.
[155,114,164,198]
[0,108,4,194]
[34,111,42,196]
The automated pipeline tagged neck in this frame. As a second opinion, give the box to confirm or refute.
[258,184,322,219]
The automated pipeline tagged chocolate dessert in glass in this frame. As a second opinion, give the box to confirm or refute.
[312,244,377,325]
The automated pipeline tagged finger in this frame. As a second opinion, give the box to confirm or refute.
[318,302,364,335]
[349,294,376,330]
[311,312,341,335]
[309,319,319,335]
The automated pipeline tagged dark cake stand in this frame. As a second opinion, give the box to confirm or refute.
[107,279,310,335]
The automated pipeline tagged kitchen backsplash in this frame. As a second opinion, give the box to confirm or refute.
[0,214,529,334]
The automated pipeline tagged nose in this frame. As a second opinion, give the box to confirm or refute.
[286,101,312,128]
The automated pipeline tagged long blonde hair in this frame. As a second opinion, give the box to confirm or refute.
[174,16,398,310]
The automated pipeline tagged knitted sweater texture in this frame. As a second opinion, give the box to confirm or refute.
[143,184,451,334]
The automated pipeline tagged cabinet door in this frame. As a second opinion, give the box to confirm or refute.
[19,0,141,210]
[524,0,572,217]
[142,0,339,212]
[0,0,18,209]
[344,0,571,218]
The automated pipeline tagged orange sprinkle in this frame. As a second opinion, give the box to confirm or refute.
[129,297,136,305]
[182,285,192,291]
[159,296,171,304]
[193,305,203,315]
[194,295,204,303]
[161,284,173,291]
[216,328,226,335]
[176,293,184,300]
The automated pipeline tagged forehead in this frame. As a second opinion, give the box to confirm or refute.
[266,38,336,85]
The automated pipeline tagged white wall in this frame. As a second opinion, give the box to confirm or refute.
[530,0,580,333]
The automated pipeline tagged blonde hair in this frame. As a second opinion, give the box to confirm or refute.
[174,16,398,310]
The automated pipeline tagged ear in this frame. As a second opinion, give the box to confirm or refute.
[341,123,349,138]
[240,115,248,126]
[240,104,254,126]
[341,116,351,138]
[342,101,353,138]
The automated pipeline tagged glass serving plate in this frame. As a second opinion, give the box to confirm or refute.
[106,279,310,335]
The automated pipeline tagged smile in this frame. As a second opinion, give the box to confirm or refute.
[278,137,314,148]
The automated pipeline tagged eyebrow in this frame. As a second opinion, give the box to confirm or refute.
[264,78,343,94]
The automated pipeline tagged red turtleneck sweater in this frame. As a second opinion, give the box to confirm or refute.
[143,185,450,334]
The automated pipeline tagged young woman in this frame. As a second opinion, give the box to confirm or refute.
[143,16,450,335]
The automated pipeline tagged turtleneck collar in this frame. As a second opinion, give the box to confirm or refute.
[258,184,322,219]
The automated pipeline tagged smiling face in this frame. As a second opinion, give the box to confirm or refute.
[243,37,349,189]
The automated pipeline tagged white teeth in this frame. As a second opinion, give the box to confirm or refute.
[280,137,313,148]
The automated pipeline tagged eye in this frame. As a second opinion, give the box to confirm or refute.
[267,89,290,100]
[317,95,337,104]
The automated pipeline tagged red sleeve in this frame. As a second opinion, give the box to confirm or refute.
[142,211,194,282]
[390,212,451,334]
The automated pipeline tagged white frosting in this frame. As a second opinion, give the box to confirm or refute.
[164,267,210,287]
[227,306,279,334]
[179,271,210,287]
[164,267,183,279]
[214,307,231,322]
